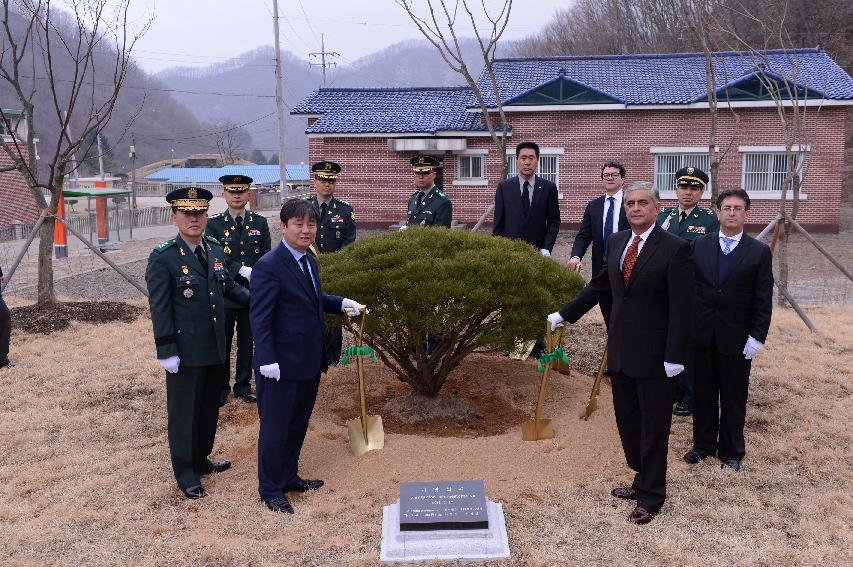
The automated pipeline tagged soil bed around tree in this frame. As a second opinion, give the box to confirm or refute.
[10,301,145,334]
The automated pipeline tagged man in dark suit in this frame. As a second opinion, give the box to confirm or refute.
[145,187,250,500]
[250,198,365,514]
[547,181,693,525]
[684,188,773,472]
[0,264,12,369]
[206,174,272,406]
[492,141,561,257]
[567,160,630,325]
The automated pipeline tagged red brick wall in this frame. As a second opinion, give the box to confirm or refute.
[309,106,848,232]
[0,146,39,230]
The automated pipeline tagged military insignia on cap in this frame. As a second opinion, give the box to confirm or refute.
[188,188,198,199]
[183,288,193,299]
[687,167,695,175]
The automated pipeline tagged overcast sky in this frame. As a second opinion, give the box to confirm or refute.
[129,0,570,74]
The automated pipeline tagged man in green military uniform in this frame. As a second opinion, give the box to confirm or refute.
[405,155,452,228]
[657,165,720,417]
[145,187,250,500]
[206,174,271,406]
[306,160,356,364]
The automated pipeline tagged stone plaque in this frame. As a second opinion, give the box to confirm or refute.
[399,480,489,531]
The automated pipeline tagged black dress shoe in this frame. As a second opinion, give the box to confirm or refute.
[286,478,324,492]
[683,449,708,464]
[0,359,14,369]
[201,459,232,475]
[239,393,257,403]
[263,495,294,514]
[610,486,637,500]
[627,505,656,525]
[180,484,206,499]
[720,458,741,472]
[673,402,692,416]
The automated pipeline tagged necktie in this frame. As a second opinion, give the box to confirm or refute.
[195,246,207,273]
[320,202,328,220]
[416,191,425,207]
[603,196,615,252]
[521,181,531,217]
[622,235,642,286]
[721,237,735,255]
[299,255,318,303]
[235,215,244,235]
[679,211,687,224]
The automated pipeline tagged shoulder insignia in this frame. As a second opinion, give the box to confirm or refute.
[305,195,316,202]
[153,239,176,253]
[208,212,224,219]
[203,234,221,245]
[336,198,351,207]
[436,191,448,199]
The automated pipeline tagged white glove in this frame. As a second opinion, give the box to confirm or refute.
[399,224,408,231]
[664,362,685,378]
[341,298,367,317]
[158,355,180,374]
[743,335,764,359]
[259,363,280,381]
[546,312,564,332]
[540,249,551,257]
[238,266,252,280]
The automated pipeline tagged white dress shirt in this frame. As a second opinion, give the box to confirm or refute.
[602,189,624,237]
[619,223,656,268]
[518,174,536,205]
[719,231,743,253]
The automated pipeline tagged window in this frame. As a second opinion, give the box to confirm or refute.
[654,153,711,191]
[742,152,800,192]
[457,154,484,179]
[505,152,561,186]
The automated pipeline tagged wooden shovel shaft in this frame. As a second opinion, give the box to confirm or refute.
[584,345,609,418]
[533,323,564,422]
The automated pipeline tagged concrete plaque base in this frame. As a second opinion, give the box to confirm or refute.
[379,499,510,562]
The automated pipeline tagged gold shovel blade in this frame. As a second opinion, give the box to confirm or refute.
[346,415,385,456]
[521,418,555,441]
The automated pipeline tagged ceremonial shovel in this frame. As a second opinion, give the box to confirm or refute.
[522,322,567,441]
[581,345,608,421]
[342,308,384,456]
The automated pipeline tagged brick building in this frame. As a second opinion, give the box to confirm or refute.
[293,48,853,232]
[0,109,39,232]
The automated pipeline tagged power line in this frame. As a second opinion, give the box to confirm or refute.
[308,33,340,87]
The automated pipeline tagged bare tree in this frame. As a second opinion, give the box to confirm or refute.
[0,0,148,304]
[210,120,251,165]
[395,0,513,228]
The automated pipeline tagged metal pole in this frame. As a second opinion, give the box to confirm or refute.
[96,133,106,180]
[272,0,288,200]
[471,202,495,232]
[1,212,47,293]
[130,136,137,212]
[55,214,149,297]
[321,33,327,87]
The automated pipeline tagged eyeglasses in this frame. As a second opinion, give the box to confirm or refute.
[602,173,622,179]
[719,206,746,213]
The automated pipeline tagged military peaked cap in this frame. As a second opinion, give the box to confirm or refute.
[675,166,709,188]
[166,187,213,212]
[218,174,253,191]
[312,160,341,180]
[410,155,440,173]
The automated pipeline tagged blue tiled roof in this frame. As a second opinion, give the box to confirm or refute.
[145,164,310,184]
[475,48,853,107]
[291,48,852,135]
[292,87,487,134]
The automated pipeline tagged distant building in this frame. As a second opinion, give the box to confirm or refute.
[292,47,853,232]
[0,109,39,232]
[144,164,311,191]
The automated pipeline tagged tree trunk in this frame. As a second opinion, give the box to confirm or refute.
[776,220,791,307]
[37,217,56,305]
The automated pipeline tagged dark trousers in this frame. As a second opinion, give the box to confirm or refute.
[325,323,343,365]
[599,294,613,329]
[166,364,224,488]
[693,345,751,461]
[223,307,253,396]
[674,350,696,409]
[0,293,10,364]
[612,371,675,513]
[256,373,320,501]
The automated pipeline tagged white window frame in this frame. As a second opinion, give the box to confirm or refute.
[452,149,488,186]
[651,147,714,199]
[504,147,564,190]
[739,145,810,200]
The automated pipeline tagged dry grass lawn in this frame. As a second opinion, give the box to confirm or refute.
[0,300,850,566]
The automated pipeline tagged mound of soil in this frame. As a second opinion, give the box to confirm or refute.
[11,301,146,334]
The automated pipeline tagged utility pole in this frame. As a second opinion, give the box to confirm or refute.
[129,135,137,211]
[272,0,288,198]
[309,33,339,88]
[96,133,106,179]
